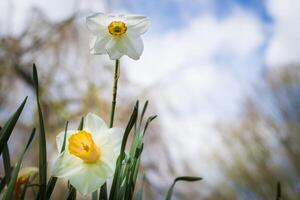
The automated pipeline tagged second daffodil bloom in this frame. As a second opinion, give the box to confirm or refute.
[86,13,149,60]
[52,113,124,195]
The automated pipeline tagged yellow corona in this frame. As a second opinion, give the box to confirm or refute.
[68,131,100,163]
[108,21,127,36]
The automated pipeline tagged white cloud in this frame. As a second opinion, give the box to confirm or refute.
[266,0,300,67]
[124,8,266,182]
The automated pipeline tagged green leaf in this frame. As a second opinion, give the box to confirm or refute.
[120,102,139,158]
[109,102,139,200]
[78,117,84,130]
[0,126,12,186]
[60,121,69,153]
[143,115,157,135]
[0,97,27,154]
[65,185,76,200]
[0,176,7,193]
[45,121,69,200]
[2,129,36,200]
[139,100,149,128]
[99,184,107,200]
[33,64,47,200]
[65,118,83,199]
[19,181,29,200]
[165,176,202,200]
[276,181,281,200]
[92,190,98,200]
[2,143,12,185]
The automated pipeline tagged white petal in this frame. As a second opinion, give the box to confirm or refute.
[56,130,77,152]
[105,38,124,60]
[108,128,124,154]
[121,35,144,60]
[86,13,109,35]
[100,145,118,171]
[125,15,150,36]
[69,167,106,196]
[84,113,108,135]
[52,153,83,177]
[90,35,110,55]
[89,159,114,178]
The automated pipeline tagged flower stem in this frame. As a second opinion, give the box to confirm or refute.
[109,59,120,128]
[100,59,120,200]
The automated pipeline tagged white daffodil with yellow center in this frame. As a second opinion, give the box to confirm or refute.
[14,167,38,199]
[86,13,149,60]
[52,113,124,195]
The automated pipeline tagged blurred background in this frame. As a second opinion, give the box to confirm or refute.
[1,0,300,199]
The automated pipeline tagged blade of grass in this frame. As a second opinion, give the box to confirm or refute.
[45,121,69,199]
[78,117,84,130]
[165,176,202,200]
[65,185,76,200]
[19,181,29,200]
[33,64,47,200]
[276,181,281,200]
[65,118,83,199]
[1,126,12,185]
[92,190,98,200]
[143,115,157,135]
[109,102,139,200]
[139,101,149,129]
[0,177,7,192]
[0,97,27,154]
[2,129,36,200]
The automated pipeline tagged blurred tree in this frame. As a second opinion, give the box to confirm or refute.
[214,65,300,199]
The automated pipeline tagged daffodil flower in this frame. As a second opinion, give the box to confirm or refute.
[14,167,38,199]
[52,113,124,195]
[86,13,149,60]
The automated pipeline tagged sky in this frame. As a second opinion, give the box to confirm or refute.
[1,0,300,192]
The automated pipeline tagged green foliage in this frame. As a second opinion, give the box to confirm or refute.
[165,176,202,200]
[2,128,36,200]
[33,64,47,200]
[0,97,27,154]
[45,121,69,199]
[0,66,199,200]
[108,101,157,200]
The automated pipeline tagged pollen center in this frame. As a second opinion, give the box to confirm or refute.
[68,131,100,163]
[108,21,127,36]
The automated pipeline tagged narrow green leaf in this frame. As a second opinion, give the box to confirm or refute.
[2,129,36,200]
[0,97,27,154]
[65,119,83,199]
[78,117,84,130]
[120,102,139,158]
[0,126,12,185]
[33,64,47,200]
[0,177,7,192]
[143,115,157,135]
[2,143,12,185]
[65,185,76,200]
[19,181,29,200]
[92,190,98,200]
[134,101,139,131]
[276,181,281,200]
[139,100,149,127]
[99,184,107,200]
[165,176,202,200]
[109,102,139,200]
[60,121,69,153]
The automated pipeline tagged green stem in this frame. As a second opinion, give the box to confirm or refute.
[109,59,120,128]
[100,59,120,200]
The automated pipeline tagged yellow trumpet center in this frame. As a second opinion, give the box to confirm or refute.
[108,21,127,36]
[68,131,100,163]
